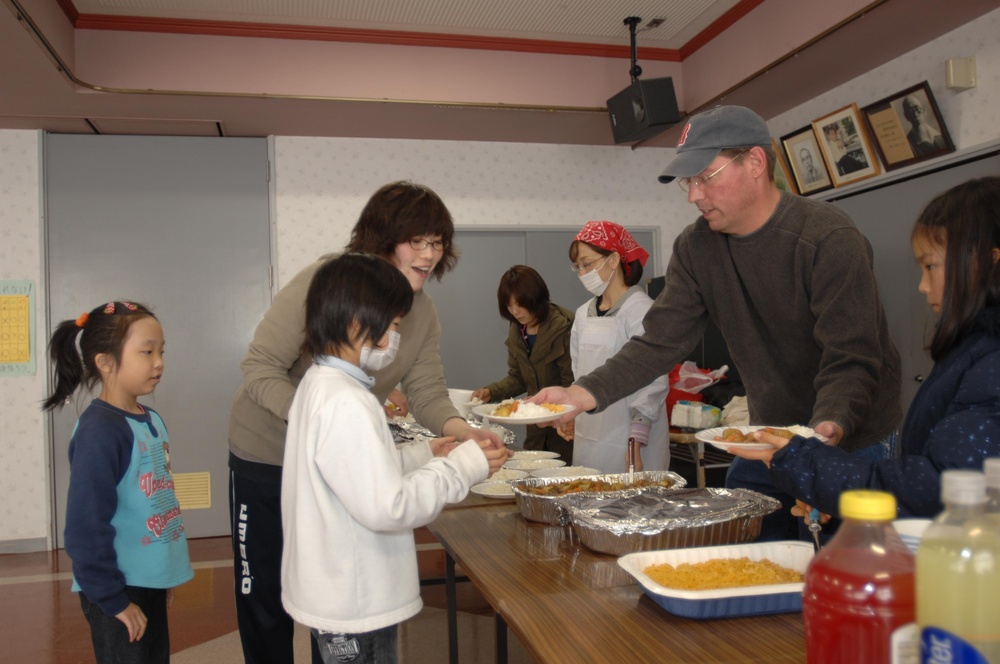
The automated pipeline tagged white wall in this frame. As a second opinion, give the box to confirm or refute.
[0,131,48,550]
[2,6,998,551]
[272,138,686,287]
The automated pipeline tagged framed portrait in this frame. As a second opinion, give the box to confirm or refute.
[812,103,881,188]
[770,138,799,195]
[780,127,832,195]
[861,81,954,171]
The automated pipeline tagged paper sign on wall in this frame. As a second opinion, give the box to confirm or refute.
[0,280,36,376]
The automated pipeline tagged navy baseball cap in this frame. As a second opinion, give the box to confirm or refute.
[658,106,772,184]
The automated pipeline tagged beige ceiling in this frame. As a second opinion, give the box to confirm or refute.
[0,0,993,145]
[67,0,742,49]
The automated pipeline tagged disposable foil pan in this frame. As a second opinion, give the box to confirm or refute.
[512,471,687,525]
[563,487,781,556]
[390,417,516,447]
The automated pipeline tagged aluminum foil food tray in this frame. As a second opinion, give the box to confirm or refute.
[512,471,687,525]
[390,417,516,447]
[564,487,780,556]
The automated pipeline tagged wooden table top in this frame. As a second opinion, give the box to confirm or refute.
[429,503,805,663]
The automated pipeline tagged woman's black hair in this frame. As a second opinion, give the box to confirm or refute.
[42,301,157,411]
[496,265,551,325]
[346,181,458,281]
[912,176,1000,361]
[303,253,414,357]
[568,241,645,287]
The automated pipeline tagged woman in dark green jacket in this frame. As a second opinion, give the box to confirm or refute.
[473,266,576,461]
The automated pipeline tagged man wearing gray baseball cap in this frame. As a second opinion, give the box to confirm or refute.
[532,105,902,542]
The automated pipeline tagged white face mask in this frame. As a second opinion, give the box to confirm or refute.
[578,256,613,296]
[359,330,400,372]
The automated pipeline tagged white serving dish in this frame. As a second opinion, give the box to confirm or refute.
[483,468,530,483]
[503,458,566,471]
[472,401,575,425]
[696,425,825,452]
[510,450,560,460]
[617,541,814,619]
[470,481,517,499]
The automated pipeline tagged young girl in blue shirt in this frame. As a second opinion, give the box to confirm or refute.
[43,301,192,664]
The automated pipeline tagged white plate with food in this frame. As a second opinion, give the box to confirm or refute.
[695,425,823,452]
[482,468,530,483]
[510,450,560,460]
[503,458,567,471]
[472,400,574,425]
[530,466,601,479]
[470,482,516,499]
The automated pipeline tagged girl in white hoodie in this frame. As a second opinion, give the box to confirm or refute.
[280,253,506,664]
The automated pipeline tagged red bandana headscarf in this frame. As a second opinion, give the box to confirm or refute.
[574,221,649,278]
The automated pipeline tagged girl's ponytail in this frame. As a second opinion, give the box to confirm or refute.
[41,301,156,412]
[42,316,88,411]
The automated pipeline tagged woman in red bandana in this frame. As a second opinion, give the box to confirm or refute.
[564,221,669,473]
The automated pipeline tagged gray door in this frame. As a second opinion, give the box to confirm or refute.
[830,152,1000,412]
[426,227,656,442]
[45,134,272,543]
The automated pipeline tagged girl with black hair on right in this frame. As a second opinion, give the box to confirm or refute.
[280,254,506,664]
[733,176,1000,518]
[44,301,192,664]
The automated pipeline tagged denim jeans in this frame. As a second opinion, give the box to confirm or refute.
[726,430,900,543]
[79,586,169,664]
[312,625,398,664]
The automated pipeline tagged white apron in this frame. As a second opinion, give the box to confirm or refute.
[572,295,669,474]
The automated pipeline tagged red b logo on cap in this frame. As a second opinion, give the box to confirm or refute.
[677,123,691,147]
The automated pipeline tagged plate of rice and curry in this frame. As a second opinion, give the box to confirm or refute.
[472,399,574,425]
[695,425,825,452]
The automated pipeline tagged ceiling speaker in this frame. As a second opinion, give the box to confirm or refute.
[607,77,681,144]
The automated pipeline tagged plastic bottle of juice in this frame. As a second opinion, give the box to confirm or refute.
[917,469,1000,663]
[803,490,917,664]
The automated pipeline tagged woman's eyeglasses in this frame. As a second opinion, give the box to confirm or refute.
[570,255,609,273]
[677,150,748,192]
[408,237,445,252]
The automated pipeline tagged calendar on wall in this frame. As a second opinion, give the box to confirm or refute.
[0,280,35,376]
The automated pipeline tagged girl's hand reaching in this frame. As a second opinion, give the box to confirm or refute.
[477,440,510,476]
[727,429,793,467]
[791,499,832,524]
[471,388,492,403]
[116,602,148,642]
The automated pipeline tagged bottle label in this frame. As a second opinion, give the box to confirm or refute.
[893,623,919,664]
[922,627,990,664]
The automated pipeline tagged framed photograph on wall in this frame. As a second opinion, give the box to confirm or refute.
[812,103,881,187]
[861,81,954,171]
[770,138,799,195]
[780,127,832,195]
